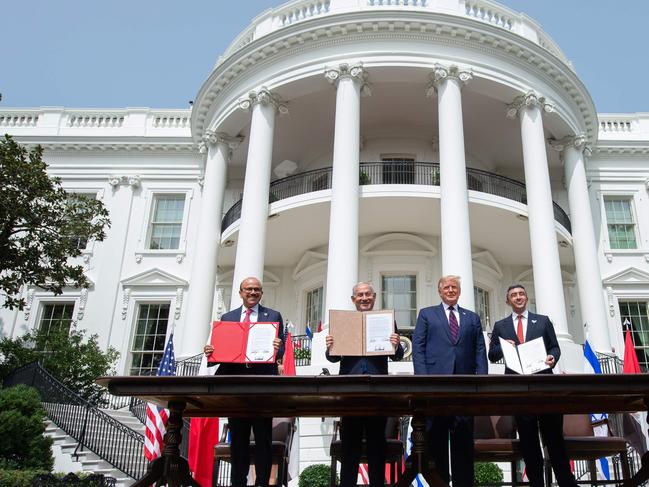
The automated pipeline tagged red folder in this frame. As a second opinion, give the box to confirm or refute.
[209,321,279,363]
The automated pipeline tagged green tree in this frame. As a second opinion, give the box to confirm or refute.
[0,385,53,470]
[0,135,110,310]
[0,326,119,404]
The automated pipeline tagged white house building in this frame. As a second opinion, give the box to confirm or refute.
[1,0,649,477]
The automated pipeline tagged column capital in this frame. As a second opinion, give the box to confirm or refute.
[199,130,244,154]
[506,91,555,119]
[238,87,289,115]
[425,64,473,97]
[324,62,372,97]
[548,134,591,155]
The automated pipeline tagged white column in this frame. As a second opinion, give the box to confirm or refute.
[429,64,475,310]
[551,136,612,352]
[180,132,241,357]
[507,92,571,341]
[324,63,369,315]
[230,89,287,308]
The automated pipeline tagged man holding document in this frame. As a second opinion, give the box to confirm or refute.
[325,282,403,487]
[203,276,284,487]
[488,284,577,487]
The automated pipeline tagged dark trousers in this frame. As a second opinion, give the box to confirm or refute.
[516,414,577,487]
[228,416,273,487]
[427,415,474,487]
[340,416,387,487]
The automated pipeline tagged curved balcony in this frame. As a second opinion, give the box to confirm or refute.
[221,162,571,234]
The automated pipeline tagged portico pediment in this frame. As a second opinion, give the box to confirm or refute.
[603,267,649,286]
[121,268,188,288]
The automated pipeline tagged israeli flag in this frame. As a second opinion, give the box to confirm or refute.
[583,340,611,480]
[406,418,430,487]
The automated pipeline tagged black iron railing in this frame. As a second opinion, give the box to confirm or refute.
[221,162,572,234]
[3,362,147,480]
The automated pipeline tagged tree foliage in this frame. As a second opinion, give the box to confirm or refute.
[0,385,53,471]
[0,135,110,310]
[0,326,119,404]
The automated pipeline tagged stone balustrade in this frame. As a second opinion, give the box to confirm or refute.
[598,114,649,140]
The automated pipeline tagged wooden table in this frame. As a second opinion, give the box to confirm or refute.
[98,374,649,487]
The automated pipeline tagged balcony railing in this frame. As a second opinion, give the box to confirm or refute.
[221,162,571,234]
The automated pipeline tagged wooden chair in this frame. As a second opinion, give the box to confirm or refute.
[544,414,630,486]
[329,417,404,487]
[474,415,525,486]
[212,417,296,487]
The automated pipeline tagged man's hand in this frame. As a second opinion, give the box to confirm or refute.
[325,335,334,350]
[545,355,555,367]
[390,333,400,347]
[273,338,282,350]
[204,344,214,356]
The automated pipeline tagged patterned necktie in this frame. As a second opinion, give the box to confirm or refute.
[516,314,525,343]
[243,307,252,323]
[448,306,459,344]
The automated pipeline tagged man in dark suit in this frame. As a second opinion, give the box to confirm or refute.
[204,276,284,487]
[325,282,404,487]
[488,283,577,487]
[412,275,487,487]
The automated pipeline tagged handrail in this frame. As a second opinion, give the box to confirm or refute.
[3,362,147,480]
[221,162,572,234]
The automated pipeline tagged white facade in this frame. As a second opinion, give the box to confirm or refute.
[1,0,649,378]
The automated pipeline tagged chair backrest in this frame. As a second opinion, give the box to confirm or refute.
[271,417,295,443]
[563,414,594,437]
[474,416,516,440]
[385,417,401,439]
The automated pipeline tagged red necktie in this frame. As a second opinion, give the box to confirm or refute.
[516,314,524,343]
[448,306,459,344]
[243,308,252,323]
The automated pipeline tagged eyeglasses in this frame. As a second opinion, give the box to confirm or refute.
[242,287,262,294]
[353,292,375,298]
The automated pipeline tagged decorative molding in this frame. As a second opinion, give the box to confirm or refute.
[108,175,142,189]
[238,87,289,115]
[174,288,184,320]
[425,64,473,97]
[23,289,36,321]
[324,62,372,97]
[121,268,189,288]
[548,134,588,153]
[76,288,88,321]
[199,130,243,154]
[121,288,131,320]
[606,286,615,317]
[602,267,649,286]
[506,91,555,119]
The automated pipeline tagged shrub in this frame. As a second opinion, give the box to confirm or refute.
[299,463,333,487]
[0,471,111,487]
[0,385,53,471]
[474,462,504,485]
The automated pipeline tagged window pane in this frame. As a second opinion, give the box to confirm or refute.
[619,301,649,372]
[473,287,490,331]
[39,303,74,337]
[149,195,185,250]
[305,287,323,333]
[605,198,637,249]
[130,303,170,376]
[381,275,417,330]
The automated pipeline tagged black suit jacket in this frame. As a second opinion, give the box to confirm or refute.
[326,339,404,375]
[211,304,285,376]
[488,311,560,375]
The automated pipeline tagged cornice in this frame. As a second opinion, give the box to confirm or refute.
[10,136,198,153]
[590,144,649,156]
[192,10,597,144]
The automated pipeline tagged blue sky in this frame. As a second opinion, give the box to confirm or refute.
[2,1,647,113]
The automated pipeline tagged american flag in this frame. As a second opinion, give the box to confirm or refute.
[144,334,176,461]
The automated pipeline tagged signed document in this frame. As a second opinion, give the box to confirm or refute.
[329,309,395,356]
[499,336,550,375]
[209,321,278,363]
[365,312,393,353]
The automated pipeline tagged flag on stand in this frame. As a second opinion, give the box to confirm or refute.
[583,339,611,481]
[317,320,323,333]
[623,327,641,374]
[283,332,296,376]
[305,323,313,339]
[144,334,176,461]
[358,464,369,484]
[405,418,430,487]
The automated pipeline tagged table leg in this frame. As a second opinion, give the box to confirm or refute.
[133,400,201,487]
[396,415,447,487]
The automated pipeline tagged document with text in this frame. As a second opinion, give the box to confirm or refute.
[499,336,550,374]
[329,309,395,356]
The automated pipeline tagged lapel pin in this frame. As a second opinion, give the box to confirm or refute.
[531,319,537,323]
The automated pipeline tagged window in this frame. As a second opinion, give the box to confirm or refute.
[39,303,74,336]
[148,194,185,250]
[604,198,637,249]
[305,287,323,334]
[66,193,96,250]
[129,303,171,376]
[619,301,649,372]
[473,287,491,331]
[381,275,417,329]
[381,157,415,184]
